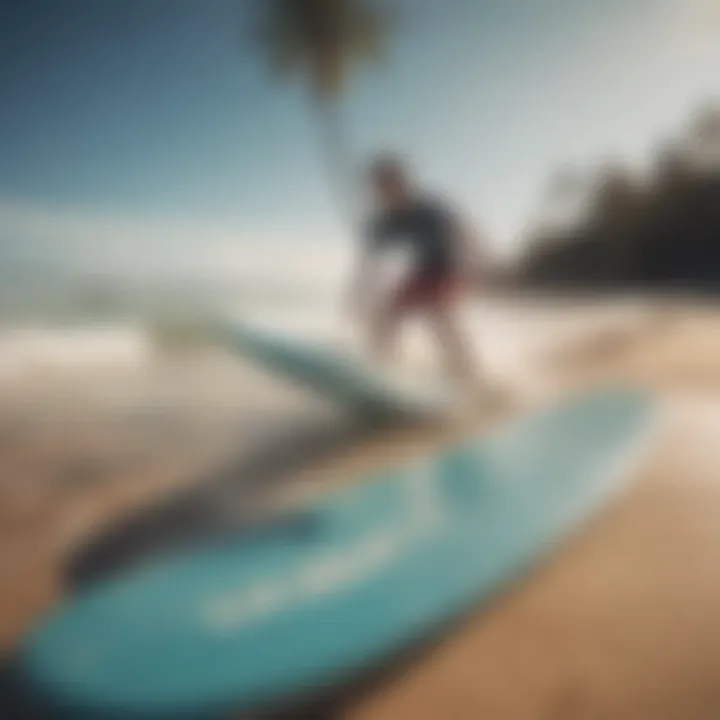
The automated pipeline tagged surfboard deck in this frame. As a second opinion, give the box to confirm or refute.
[18,388,653,718]
[210,320,458,418]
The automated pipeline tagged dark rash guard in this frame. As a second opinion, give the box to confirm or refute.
[367,197,458,277]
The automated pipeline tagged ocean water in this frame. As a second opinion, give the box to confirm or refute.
[0,280,652,410]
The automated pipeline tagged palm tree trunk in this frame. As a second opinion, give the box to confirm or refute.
[313,97,360,235]
[312,96,368,316]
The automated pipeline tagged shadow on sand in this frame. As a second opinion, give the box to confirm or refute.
[64,413,388,592]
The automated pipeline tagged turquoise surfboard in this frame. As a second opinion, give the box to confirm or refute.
[19,388,652,718]
[211,321,455,417]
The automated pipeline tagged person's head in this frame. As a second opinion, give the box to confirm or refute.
[368,154,414,210]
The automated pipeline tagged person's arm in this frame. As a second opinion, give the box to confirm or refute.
[450,211,490,286]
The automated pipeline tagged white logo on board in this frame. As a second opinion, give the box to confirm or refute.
[204,465,445,632]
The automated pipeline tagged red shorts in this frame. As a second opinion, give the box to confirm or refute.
[391,269,461,312]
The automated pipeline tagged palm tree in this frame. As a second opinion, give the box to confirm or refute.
[690,105,720,170]
[249,0,391,228]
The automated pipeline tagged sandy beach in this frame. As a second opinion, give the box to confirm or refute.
[2,297,720,719]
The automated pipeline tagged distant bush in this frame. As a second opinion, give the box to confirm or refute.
[519,107,720,293]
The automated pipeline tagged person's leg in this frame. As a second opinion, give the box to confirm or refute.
[364,269,417,365]
[426,303,479,384]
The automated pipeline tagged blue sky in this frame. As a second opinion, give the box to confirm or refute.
[0,0,717,281]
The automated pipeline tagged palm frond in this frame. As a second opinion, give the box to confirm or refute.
[249,0,388,98]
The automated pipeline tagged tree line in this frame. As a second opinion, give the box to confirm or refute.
[518,108,720,293]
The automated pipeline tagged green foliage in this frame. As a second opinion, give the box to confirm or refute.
[520,107,720,293]
[250,0,389,100]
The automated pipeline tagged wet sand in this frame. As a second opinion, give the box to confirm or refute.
[2,300,720,719]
